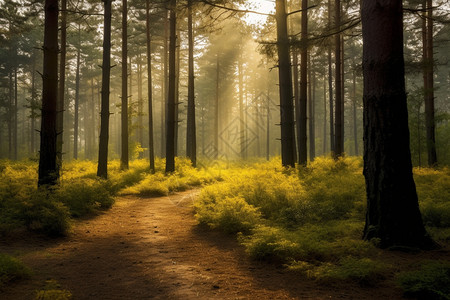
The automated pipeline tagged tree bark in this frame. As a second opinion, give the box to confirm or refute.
[327,0,334,154]
[275,0,296,167]
[73,25,81,160]
[308,55,315,161]
[138,54,144,158]
[323,72,327,155]
[239,58,245,159]
[146,0,155,173]
[31,52,37,155]
[165,0,177,173]
[186,0,197,167]
[120,0,129,170]
[56,0,66,167]
[97,0,112,179]
[424,0,437,166]
[298,0,308,166]
[334,0,343,158]
[38,0,59,186]
[361,0,434,249]
[352,69,358,156]
[214,54,219,159]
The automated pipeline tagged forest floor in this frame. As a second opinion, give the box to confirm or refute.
[0,190,447,299]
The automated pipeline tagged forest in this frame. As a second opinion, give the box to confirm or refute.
[0,0,449,299]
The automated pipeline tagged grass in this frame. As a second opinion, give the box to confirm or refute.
[35,279,72,300]
[1,155,449,292]
[0,157,223,237]
[194,156,450,287]
[397,260,450,299]
[0,253,31,287]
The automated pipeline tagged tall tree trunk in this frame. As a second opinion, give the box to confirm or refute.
[308,55,315,161]
[293,49,300,162]
[161,10,168,158]
[425,0,437,166]
[334,0,343,158]
[266,70,271,161]
[31,52,37,155]
[352,69,358,156]
[174,29,180,157]
[165,0,177,173]
[121,0,129,170]
[323,72,327,155]
[73,26,81,160]
[186,0,197,167]
[138,54,144,158]
[327,0,334,154]
[56,0,66,167]
[38,0,59,186]
[90,77,96,159]
[146,0,155,173]
[214,54,219,159]
[275,0,296,167]
[97,0,112,179]
[238,58,245,159]
[361,0,434,249]
[8,72,12,159]
[13,67,17,160]
[298,0,308,166]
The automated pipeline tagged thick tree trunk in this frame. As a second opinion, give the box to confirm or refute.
[73,26,81,160]
[186,0,197,167]
[334,0,343,158]
[424,0,437,166]
[275,0,296,167]
[56,0,66,167]
[97,0,112,179]
[38,0,59,186]
[146,0,155,173]
[165,0,177,173]
[361,0,434,249]
[120,0,129,170]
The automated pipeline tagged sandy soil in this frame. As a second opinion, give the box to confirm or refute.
[0,190,439,299]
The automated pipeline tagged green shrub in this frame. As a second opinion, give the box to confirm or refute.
[57,179,114,217]
[195,196,262,234]
[239,225,303,262]
[22,191,71,237]
[0,253,31,287]
[290,257,388,286]
[397,260,450,300]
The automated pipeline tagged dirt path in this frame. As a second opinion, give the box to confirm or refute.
[1,190,404,299]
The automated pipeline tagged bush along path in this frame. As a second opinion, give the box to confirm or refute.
[0,190,407,299]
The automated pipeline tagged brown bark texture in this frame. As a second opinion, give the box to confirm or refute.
[361,0,434,249]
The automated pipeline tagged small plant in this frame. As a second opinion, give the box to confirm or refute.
[35,280,72,300]
[22,191,71,237]
[0,253,31,287]
[397,260,450,300]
